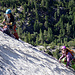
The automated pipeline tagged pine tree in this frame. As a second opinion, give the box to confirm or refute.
[59,21,64,37]
[24,36,28,42]
[28,0,30,7]
[73,25,75,38]
[64,38,66,44]
[44,21,48,29]
[47,28,53,43]
[15,4,18,13]
[39,29,44,44]
[31,40,34,46]
[24,3,27,12]
[54,12,57,20]
[73,12,75,25]
[55,49,60,59]
[30,0,33,7]
[27,8,29,12]
[36,35,39,45]
[34,21,37,31]
[34,20,39,32]
[43,30,47,41]
[17,27,23,38]
[44,30,47,36]
[55,39,57,45]
[45,15,48,21]
[28,0,31,12]
[28,32,31,43]
[41,0,44,6]
[63,29,65,37]
[23,3,27,18]
[44,15,49,29]
[66,22,70,36]
[44,42,46,49]
[34,0,37,8]
[45,0,48,9]
[35,8,39,20]
[57,5,60,16]
[24,32,29,42]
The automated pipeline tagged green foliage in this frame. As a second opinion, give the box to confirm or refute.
[39,29,44,44]
[47,28,53,43]
[34,20,39,32]
[71,61,75,70]
[44,42,47,49]
[52,49,60,59]
[0,0,75,48]
[36,35,39,45]
[50,45,55,49]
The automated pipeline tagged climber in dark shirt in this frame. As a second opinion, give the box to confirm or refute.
[2,9,19,39]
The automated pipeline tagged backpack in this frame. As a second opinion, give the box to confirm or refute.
[66,48,75,57]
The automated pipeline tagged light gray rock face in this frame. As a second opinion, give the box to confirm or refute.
[0,31,75,75]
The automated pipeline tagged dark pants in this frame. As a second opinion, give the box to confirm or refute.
[0,27,11,36]
[3,29,11,36]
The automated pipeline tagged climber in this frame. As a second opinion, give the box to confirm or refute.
[59,46,75,67]
[2,9,19,40]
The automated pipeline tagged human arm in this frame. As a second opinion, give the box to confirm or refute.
[2,19,5,24]
[2,19,12,26]
[5,22,12,25]
[2,19,13,26]
[59,54,65,63]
